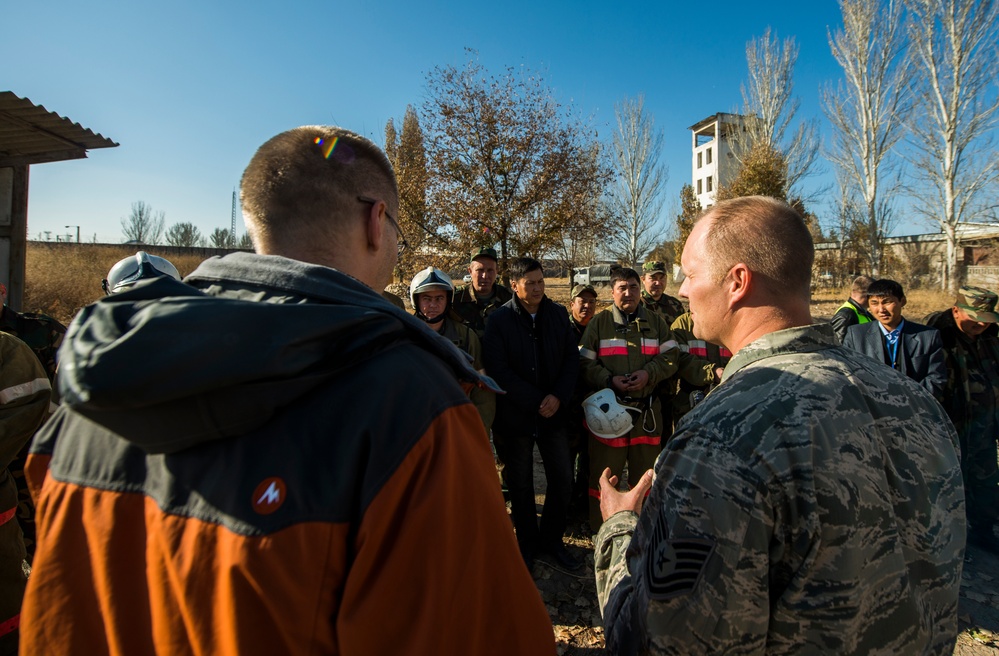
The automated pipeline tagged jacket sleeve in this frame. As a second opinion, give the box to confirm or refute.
[676,350,716,386]
[920,329,948,402]
[552,309,580,405]
[579,318,613,391]
[482,312,546,413]
[339,402,556,654]
[638,317,680,389]
[596,426,772,654]
[0,334,52,469]
[830,307,852,344]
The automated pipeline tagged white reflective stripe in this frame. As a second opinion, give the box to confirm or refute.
[579,346,597,360]
[641,338,658,349]
[0,377,51,405]
[598,338,627,349]
[659,339,678,353]
[678,344,690,353]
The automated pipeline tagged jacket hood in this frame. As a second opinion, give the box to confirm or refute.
[59,253,501,454]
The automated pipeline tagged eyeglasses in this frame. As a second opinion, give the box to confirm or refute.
[357,196,408,256]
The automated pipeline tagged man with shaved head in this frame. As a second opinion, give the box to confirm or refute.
[21,126,554,655]
[595,196,965,655]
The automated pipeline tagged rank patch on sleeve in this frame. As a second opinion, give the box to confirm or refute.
[645,512,715,600]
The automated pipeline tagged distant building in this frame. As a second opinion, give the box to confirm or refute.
[688,113,753,209]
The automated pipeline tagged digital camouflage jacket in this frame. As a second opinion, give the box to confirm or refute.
[595,324,965,655]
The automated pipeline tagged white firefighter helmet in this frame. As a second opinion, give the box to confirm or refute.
[583,388,642,439]
[410,267,454,322]
[102,251,181,295]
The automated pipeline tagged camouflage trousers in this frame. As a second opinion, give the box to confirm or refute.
[960,428,999,530]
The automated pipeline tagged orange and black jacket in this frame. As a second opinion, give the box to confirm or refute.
[21,253,555,655]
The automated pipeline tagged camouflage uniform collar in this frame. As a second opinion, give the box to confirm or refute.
[722,323,836,383]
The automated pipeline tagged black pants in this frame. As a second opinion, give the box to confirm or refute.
[499,426,572,558]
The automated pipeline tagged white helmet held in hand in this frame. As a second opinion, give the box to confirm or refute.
[583,389,641,439]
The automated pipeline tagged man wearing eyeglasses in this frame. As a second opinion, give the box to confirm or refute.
[20,126,555,655]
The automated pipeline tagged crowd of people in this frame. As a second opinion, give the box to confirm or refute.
[0,125,992,654]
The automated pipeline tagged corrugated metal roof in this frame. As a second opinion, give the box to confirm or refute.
[0,91,118,167]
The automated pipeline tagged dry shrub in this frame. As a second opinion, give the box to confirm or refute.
[24,244,209,325]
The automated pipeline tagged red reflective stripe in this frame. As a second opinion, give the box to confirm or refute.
[589,433,660,448]
[689,346,708,357]
[0,613,19,638]
[0,507,14,527]
[588,488,601,499]
[640,345,658,355]
[720,348,733,358]
[598,347,629,357]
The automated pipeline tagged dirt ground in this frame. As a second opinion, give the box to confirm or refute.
[522,280,998,654]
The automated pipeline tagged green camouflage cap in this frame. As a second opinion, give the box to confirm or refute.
[642,261,666,274]
[955,286,999,323]
[470,247,498,263]
[570,284,597,299]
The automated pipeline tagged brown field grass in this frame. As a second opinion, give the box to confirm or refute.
[24,244,208,325]
[23,243,963,327]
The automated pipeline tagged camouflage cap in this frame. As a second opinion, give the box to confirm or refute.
[470,247,498,263]
[642,261,666,274]
[570,284,597,299]
[955,286,999,323]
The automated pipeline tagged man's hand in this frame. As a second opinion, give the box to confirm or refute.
[622,369,649,392]
[539,394,561,418]
[713,366,725,384]
[599,467,655,522]
[610,375,631,393]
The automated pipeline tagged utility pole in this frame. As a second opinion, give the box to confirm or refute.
[231,189,238,242]
[65,225,80,243]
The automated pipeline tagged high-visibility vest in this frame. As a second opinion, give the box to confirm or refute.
[837,300,871,324]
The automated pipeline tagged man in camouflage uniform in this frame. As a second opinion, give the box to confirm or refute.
[0,283,65,564]
[669,311,731,423]
[579,267,718,532]
[596,196,965,655]
[450,247,512,338]
[926,287,999,552]
[639,261,685,325]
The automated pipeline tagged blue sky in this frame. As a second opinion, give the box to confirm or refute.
[7,0,917,244]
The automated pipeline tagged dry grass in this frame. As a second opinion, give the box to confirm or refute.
[24,243,208,325]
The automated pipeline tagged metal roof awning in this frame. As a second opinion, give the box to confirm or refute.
[0,91,118,167]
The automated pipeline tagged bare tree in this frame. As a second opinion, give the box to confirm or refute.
[604,95,669,268]
[121,201,165,244]
[209,227,236,248]
[823,0,910,277]
[905,0,999,292]
[738,28,821,196]
[165,222,204,247]
[421,52,611,275]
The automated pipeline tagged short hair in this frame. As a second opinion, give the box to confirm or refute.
[867,278,905,300]
[852,275,874,295]
[699,196,813,298]
[508,257,542,281]
[240,126,397,252]
[610,267,641,287]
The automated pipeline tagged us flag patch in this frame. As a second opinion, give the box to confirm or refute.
[645,513,714,600]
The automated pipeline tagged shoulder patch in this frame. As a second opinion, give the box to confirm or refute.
[645,512,715,601]
[252,477,287,515]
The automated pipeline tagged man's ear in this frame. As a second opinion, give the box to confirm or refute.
[364,200,385,252]
[726,263,751,306]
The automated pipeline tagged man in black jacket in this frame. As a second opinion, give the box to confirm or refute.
[483,257,580,571]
